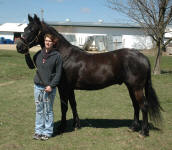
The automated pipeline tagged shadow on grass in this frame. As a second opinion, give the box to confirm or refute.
[161,70,172,74]
[53,118,159,136]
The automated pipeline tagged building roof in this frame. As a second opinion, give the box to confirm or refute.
[0,23,27,32]
[48,21,141,28]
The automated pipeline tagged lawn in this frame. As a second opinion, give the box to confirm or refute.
[0,50,172,150]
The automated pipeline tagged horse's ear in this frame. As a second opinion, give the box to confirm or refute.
[34,14,41,25]
[28,14,33,22]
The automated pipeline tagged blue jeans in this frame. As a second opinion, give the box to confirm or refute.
[34,84,56,137]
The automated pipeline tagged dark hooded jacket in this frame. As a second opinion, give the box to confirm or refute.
[25,48,63,88]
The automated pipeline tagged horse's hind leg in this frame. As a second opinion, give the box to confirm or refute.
[127,86,140,132]
[134,88,149,137]
[68,89,80,129]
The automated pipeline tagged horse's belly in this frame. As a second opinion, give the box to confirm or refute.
[73,64,123,90]
[75,78,123,90]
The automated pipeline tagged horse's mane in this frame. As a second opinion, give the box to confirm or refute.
[40,21,86,53]
[41,21,71,46]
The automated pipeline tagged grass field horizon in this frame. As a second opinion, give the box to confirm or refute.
[0,50,172,150]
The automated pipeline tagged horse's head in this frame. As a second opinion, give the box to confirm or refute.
[16,14,43,54]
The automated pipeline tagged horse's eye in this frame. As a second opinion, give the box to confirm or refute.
[27,26,35,32]
[29,28,34,32]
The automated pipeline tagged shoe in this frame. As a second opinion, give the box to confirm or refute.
[33,133,42,140]
[41,135,50,141]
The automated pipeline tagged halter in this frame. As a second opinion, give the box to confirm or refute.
[19,30,42,49]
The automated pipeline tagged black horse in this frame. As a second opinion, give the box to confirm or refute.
[16,14,163,137]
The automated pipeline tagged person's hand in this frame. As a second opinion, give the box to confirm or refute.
[45,86,52,93]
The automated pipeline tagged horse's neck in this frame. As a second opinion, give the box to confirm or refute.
[40,42,44,49]
[38,33,45,49]
[58,45,72,57]
[59,44,86,61]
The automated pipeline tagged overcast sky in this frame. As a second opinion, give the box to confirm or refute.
[0,0,131,24]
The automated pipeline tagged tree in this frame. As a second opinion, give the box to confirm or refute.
[107,0,172,74]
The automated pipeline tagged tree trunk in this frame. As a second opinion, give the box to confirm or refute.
[153,42,162,75]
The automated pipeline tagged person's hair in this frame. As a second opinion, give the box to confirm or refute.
[44,34,55,42]
[44,33,59,47]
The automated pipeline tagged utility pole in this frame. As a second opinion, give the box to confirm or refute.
[41,9,44,21]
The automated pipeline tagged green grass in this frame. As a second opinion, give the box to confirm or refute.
[0,50,172,150]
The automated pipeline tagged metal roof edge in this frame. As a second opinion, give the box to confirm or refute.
[47,21,141,28]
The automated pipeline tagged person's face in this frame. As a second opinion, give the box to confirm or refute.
[45,37,54,50]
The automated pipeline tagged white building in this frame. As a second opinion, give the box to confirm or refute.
[49,21,154,51]
[0,23,27,43]
[1,21,172,51]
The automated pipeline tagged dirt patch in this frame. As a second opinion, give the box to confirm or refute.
[0,81,15,87]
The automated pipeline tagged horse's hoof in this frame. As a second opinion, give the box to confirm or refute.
[138,133,146,138]
[74,127,80,131]
[139,131,149,138]
[73,122,81,129]
[128,126,140,132]
[128,128,135,132]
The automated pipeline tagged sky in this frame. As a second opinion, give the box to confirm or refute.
[0,0,131,24]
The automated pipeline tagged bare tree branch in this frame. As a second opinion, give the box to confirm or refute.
[164,37,172,46]
[107,0,172,74]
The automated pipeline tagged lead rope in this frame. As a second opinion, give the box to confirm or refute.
[33,56,68,107]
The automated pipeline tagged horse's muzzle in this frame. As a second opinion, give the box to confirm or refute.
[16,39,29,54]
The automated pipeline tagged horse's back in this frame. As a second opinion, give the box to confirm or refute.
[95,48,150,87]
[65,47,150,90]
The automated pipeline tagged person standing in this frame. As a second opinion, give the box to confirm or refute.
[24,34,62,140]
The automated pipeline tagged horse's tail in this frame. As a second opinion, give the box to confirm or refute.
[145,62,163,125]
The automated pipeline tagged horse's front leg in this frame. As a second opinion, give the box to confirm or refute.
[68,89,80,129]
[57,86,69,134]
